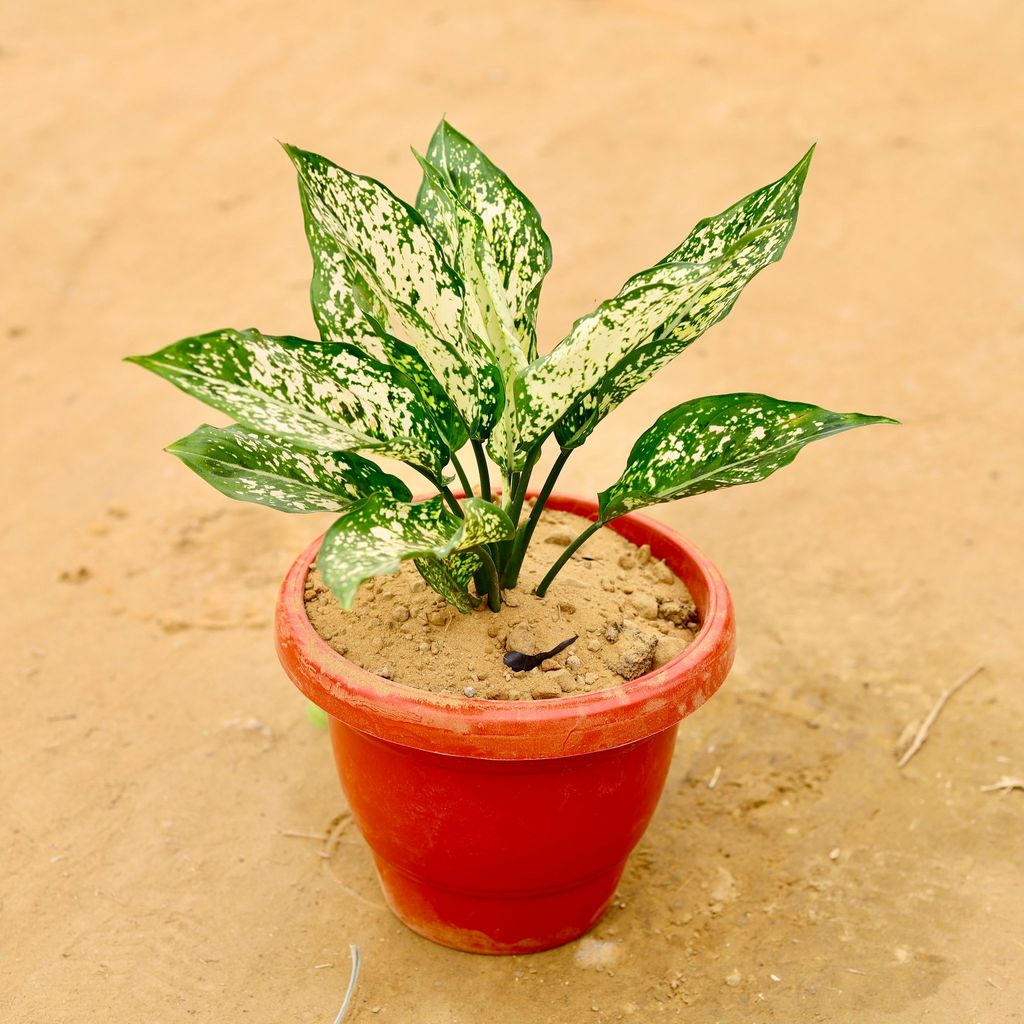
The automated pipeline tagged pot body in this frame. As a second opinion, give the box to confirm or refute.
[276,493,735,954]
[329,717,678,953]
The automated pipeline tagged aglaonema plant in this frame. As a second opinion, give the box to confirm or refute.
[129,120,894,615]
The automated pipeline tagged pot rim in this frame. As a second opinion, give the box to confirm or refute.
[275,492,736,759]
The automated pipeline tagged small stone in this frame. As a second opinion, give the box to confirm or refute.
[540,658,560,671]
[587,639,601,653]
[427,610,450,626]
[391,605,411,623]
[627,592,659,620]
[566,654,581,671]
[637,544,652,565]
[557,600,576,615]
[584,672,599,685]
[506,624,538,654]
[532,671,569,699]
[724,969,742,988]
[545,530,574,546]
[464,686,476,698]
[417,643,429,654]
[608,628,659,680]
[378,666,392,680]
[486,623,501,638]
[655,562,674,584]
[604,624,621,643]
[430,642,440,655]
[618,552,636,570]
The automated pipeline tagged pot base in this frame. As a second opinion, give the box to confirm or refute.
[374,856,624,955]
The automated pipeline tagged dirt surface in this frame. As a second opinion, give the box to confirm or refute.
[3,2,1023,1022]
[305,507,697,699]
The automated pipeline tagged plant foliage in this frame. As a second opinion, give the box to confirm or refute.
[131,121,894,614]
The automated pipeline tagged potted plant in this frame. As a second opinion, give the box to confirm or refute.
[129,120,894,954]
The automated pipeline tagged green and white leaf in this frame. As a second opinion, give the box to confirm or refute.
[299,190,469,452]
[167,424,412,513]
[416,119,551,359]
[515,148,814,452]
[599,393,896,521]
[318,495,515,609]
[414,152,527,472]
[285,143,502,439]
[414,551,482,613]
[127,328,449,475]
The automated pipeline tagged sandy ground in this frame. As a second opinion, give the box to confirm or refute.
[3,1,1022,1021]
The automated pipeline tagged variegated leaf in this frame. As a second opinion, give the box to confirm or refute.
[599,393,896,521]
[284,144,502,439]
[414,153,527,473]
[318,495,514,609]
[414,551,482,613]
[128,328,449,475]
[167,424,411,513]
[299,189,469,452]
[516,148,814,452]
[416,119,551,358]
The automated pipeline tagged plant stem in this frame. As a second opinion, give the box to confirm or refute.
[440,485,465,517]
[450,451,474,498]
[498,448,539,574]
[415,467,465,517]
[470,546,502,612]
[535,520,603,598]
[502,447,572,588]
[471,440,492,502]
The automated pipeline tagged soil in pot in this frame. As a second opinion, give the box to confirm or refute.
[303,505,700,701]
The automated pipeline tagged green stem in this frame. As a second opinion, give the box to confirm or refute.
[497,448,539,573]
[535,520,603,598]
[470,546,502,612]
[450,451,474,498]
[503,448,572,589]
[471,440,492,502]
[416,467,465,517]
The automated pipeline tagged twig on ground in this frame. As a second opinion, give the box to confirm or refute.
[279,829,330,841]
[896,664,986,769]
[331,945,361,1024]
[980,776,1024,794]
[707,765,722,790]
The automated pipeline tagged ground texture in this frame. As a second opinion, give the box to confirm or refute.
[2,2,1022,1021]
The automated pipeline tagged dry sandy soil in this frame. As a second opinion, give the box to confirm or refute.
[3,2,1022,1021]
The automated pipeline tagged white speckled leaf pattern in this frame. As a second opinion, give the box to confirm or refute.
[128,328,449,475]
[285,144,502,439]
[298,190,469,452]
[415,153,527,473]
[317,495,515,609]
[599,393,896,521]
[417,119,551,358]
[414,551,483,613]
[166,424,411,513]
[516,148,814,452]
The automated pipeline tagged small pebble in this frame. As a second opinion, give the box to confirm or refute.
[637,544,652,565]
[545,530,574,546]
[391,605,411,623]
[428,610,449,626]
[604,624,621,643]
[566,654,581,670]
[540,658,560,672]
[557,600,576,615]
[618,552,636,570]
[587,639,601,653]
[378,666,392,679]
[464,686,476,698]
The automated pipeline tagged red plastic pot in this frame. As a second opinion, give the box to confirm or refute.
[275,493,735,954]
